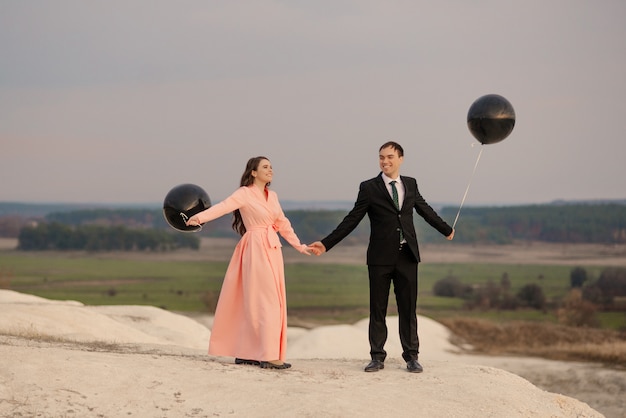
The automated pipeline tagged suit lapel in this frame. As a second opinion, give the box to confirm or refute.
[376,173,397,209]
[399,175,410,208]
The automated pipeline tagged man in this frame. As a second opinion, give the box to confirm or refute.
[310,141,454,373]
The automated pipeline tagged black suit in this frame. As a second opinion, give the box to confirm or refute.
[321,173,452,362]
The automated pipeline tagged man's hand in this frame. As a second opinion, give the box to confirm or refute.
[309,241,327,255]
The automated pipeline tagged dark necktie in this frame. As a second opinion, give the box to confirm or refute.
[390,181,404,242]
[390,181,400,210]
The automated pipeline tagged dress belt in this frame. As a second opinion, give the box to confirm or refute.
[247,224,281,248]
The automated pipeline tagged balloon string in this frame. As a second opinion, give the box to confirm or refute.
[452,146,484,230]
[180,212,202,231]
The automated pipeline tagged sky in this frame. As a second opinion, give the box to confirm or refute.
[1,1,625,208]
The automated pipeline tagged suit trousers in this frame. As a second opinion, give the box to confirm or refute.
[367,244,419,362]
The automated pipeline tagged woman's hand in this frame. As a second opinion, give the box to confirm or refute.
[306,245,322,256]
[308,241,326,255]
[185,216,201,227]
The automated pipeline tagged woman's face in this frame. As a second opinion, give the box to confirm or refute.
[253,159,273,184]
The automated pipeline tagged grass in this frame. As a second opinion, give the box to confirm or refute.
[2,249,626,366]
[439,317,626,367]
[1,251,623,326]
[0,252,229,311]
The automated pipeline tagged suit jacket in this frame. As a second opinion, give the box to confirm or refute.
[321,173,453,265]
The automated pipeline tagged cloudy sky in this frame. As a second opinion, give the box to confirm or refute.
[2,1,625,208]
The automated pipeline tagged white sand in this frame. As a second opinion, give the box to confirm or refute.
[0,289,615,417]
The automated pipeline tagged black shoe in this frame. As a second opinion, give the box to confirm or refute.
[259,361,292,370]
[235,358,260,366]
[364,360,384,372]
[406,359,423,373]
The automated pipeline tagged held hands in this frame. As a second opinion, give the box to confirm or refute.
[308,241,326,256]
[299,245,322,256]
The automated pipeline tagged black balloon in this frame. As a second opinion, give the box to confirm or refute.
[163,184,211,232]
[467,94,516,145]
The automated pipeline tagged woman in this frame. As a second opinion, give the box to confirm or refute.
[186,156,313,369]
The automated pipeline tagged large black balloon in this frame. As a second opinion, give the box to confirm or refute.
[163,184,211,232]
[467,94,516,145]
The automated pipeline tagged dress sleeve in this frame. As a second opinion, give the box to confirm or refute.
[193,187,247,224]
[272,192,308,253]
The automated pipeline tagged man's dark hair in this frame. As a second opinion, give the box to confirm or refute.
[379,141,404,157]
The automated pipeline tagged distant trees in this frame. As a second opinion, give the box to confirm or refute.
[432,266,626,324]
[596,268,626,300]
[436,203,626,244]
[570,267,588,288]
[569,267,626,310]
[432,277,524,311]
[2,202,626,244]
[18,222,199,251]
[279,210,370,245]
[584,268,626,308]
[516,283,546,310]
[304,203,626,245]
[432,275,469,298]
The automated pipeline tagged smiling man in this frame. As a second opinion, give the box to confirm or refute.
[310,141,454,373]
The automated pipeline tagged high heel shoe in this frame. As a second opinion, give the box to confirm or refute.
[259,361,292,370]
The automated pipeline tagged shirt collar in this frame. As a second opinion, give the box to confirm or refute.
[381,173,400,184]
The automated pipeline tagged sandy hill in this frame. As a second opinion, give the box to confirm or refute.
[0,290,605,417]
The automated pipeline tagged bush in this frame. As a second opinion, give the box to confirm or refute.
[557,288,599,327]
[570,267,588,288]
[597,268,626,299]
[433,276,465,297]
[516,283,546,310]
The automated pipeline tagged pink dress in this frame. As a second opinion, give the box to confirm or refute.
[194,185,308,361]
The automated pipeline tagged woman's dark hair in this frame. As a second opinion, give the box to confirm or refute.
[232,156,270,236]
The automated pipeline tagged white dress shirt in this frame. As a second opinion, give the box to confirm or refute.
[381,173,404,209]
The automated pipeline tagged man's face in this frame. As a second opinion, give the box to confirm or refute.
[379,146,403,178]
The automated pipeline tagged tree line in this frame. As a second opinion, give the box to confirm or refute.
[18,222,199,251]
[435,203,626,244]
[3,201,626,251]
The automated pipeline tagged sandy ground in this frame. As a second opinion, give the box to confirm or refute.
[0,290,613,418]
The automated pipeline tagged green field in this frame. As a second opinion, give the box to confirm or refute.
[1,251,621,329]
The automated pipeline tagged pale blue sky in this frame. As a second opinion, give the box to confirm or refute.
[1,1,625,206]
